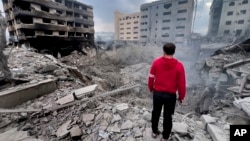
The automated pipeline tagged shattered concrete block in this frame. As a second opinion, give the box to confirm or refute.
[70,125,82,138]
[0,128,43,141]
[0,79,56,108]
[112,114,122,123]
[82,114,95,123]
[201,115,217,129]
[207,124,228,141]
[115,103,129,111]
[98,130,109,139]
[133,127,142,138]
[56,120,71,139]
[142,111,151,121]
[126,136,136,141]
[39,64,59,73]
[172,122,188,134]
[121,120,133,130]
[73,84,98,99]
[110,123,120,133]
[55,94,75,105]
[143,128,155,141]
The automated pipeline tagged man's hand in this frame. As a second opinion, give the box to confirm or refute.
[178,99,183,105]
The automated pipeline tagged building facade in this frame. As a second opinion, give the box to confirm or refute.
[140,0,194,44]
[2,0,94,54]
[114,11,141,41]
[207,0,223,37]
[217,0,250,37]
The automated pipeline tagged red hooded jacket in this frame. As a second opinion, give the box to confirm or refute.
[148,56,186,101]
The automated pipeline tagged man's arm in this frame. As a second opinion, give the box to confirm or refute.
[148,62,156,92]
[178,63,186,103]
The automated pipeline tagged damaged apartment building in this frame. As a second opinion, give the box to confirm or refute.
[2,0,94,56]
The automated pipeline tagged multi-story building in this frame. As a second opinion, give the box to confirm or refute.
[140,0,194,45]
[114,11,141,41]
[207,0,223,37]
[2,0,94,55]
[217,0,250,37]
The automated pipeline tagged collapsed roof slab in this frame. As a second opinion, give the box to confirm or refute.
[0,79,56,108]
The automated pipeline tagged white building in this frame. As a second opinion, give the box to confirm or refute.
[218,0,250,37]
[140,0,194,45]
[114,11,141,41]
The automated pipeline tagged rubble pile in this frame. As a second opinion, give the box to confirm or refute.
[196,39,250,123]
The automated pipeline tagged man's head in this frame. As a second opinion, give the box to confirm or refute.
[163,43,176,55]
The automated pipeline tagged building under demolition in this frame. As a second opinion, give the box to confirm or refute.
[2,0,94,56]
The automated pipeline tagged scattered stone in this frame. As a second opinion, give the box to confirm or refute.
[201,115,217,129]
[70,125,82,138]
[112,114,122,123]
[121,120,133,130]
[126,136,136,141]
[207,124,228,141]
[56,94,75,105]
[172,122,188,134]
[98,130,109,139]
[115,103,129,111]
[110,123,120,133]
[73,84,98,99]
[0,128,42,141]
[143,128,155,141]
[56,120,71,139]
[82,114,95,124]
[20,123,33,131]
[99,120,109,131]
[39,64,59,73]
[133,127,142,138]
[142,111,151,121]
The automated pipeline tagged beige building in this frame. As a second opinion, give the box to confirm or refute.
[114,11,141,41]
[218,0,250,37]
[140,0,194,45]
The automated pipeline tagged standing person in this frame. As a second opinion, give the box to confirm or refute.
[148,43,186,141]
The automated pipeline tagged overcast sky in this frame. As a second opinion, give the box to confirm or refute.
[0,0,212,35]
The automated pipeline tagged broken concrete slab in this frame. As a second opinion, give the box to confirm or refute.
[133,127,142,138]
[234,97,250,117]
[110,123,121,133]
[115,103,129,111]
[56,120,71,139]
[82,114,95,123]
[207,124,228,141]
[201,114,217,129]
[172,122,188,134]
[121,120,133,130]
[73,84,98,99]
[0,128,43,141]
[55,94,75,105]
[70,125,82,138]
[0,79,56,108]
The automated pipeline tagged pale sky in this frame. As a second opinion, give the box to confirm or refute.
[0,0,212,35]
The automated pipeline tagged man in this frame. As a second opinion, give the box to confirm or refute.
[148,43,186,141]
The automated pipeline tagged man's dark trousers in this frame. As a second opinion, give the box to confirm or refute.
[152,91,177,139]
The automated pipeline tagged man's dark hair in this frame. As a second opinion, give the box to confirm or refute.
[163,43,176,55]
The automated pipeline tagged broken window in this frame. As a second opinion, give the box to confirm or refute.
[66,11,73,17]
[23,29,35,36]
[134,21,138,24]
[127,27,131,29]
[176,34,184,37]
[164,3,172,9]
[127,37,130,39]
[162,27,170,30]
[229,2,235,6]
[58,21,65,25]
[162,34,169,37]
[44,30,52,35]
[120,28,124,30]
[55,0,62,3]
[59,31,65,35]
[179,0,188,4]
[156,13,158,16]
[238,20,244,24]
[163,19,171,23]
[240,10,247,14]
[43,18,51,24]
[224,30,230,34]
[226,21,231,25]
[227,11,233,16]
[134,27,138,29]
[176,26,185,29]
[41,6,49,12]
[134,32,138,34]
[178,9,187,13]
[141,35,147,38]
[19,16,33,24]
[76,32,82,36]
[134,37,138,39]
[127,32,131,34]
[84,25,88,28]
[75,23,81,27]
[242,0,248,4]
[163,12,171,15]
[236,29,242,35]
[177,18,186,21]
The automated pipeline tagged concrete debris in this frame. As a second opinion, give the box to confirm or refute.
[172,122,189,134]
[55,94,75,105]
[73,84,98,99]
[0,128,43,141]
[70,125,82,138]
[233,97,250,117]
[121,120,133,130]
[82,114,95,123]
[56,120,71,139]
[207,124,229,141]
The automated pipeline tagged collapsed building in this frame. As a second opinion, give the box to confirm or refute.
[2,0,94,56]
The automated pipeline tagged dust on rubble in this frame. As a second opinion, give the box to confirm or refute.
[2,40,250,141]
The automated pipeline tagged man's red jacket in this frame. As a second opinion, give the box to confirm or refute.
[148,56,186,101]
